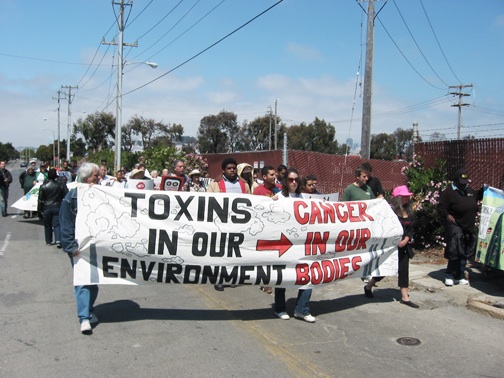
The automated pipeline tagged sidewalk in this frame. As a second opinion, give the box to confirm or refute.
[408,260,504,319]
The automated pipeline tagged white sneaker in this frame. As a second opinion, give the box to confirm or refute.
[274,311,290,320]
[80,319,92,334]
[455,278,469,285]
[294,313,316,323]
[90,313,99,324]
[445,278,454,286]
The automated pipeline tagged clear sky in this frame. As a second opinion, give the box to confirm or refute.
[1,0,503,150]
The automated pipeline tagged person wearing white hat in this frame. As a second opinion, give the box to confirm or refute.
[188,169,206,192]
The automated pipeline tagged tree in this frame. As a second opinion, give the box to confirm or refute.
[287,118,338,153]
[393,127,419,161]
[73,112,115,153]
[35,144,53,163]
[197,111,239,153]
[370,133,397,160]
[151,123,184,148]
[240,115,273,151]
[0,142,18,162]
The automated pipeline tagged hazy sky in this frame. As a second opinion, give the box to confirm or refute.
[1,0,503,149]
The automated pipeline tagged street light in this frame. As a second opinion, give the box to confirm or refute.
[43,128,55,167]
[114,60,157,171]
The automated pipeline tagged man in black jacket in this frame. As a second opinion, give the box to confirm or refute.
[438,168,484,286]
[0,161,13,217]
[38,168,68,246]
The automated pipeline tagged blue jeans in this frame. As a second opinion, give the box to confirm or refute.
[0,187,7,215]
[43,207,61,244]
[274,288,312,315]
[446,257,467,280]
[68,254,99,323]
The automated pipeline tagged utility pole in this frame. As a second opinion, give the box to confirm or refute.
[267,106,272,150]
[274,99,278,150]
[52,90,64,167]
[61,85,78,162]
[360,0,375,159]
[102,0,136,171]
[449,84,472,140]
[412,122,419,164]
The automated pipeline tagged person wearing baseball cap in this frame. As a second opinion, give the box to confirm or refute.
[364,185,419,308]
[438,168,485,287]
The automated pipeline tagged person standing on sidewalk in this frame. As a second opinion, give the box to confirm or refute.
[438,169,484,286]
[60,162,100,334]
[363,185,419,308]
[0,161,13,217]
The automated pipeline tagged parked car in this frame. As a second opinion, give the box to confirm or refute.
[20,161,28,167]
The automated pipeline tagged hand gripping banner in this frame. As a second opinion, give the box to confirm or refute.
[73,184,403,287]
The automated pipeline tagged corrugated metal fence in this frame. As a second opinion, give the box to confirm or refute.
[203,151,408,196]
[415,138,504,189]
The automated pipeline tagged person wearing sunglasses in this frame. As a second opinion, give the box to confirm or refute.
[272,168,316,323]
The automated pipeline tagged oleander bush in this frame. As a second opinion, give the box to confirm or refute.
[403,155,449,250]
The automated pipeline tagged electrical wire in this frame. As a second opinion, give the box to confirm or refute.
[376,16,446,91]
[419,0,462,84]
[139,0,227,64]
[131,0,200,60]
[392,0,449,87]
[118,0,284,98]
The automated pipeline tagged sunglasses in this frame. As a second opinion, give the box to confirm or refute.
[288,177,299,183]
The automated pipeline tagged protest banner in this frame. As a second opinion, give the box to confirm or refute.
[476,187,504,271]
[73,184,403,287]
[12,181,77,212]
[11,184,41,212]
[301,192,339,202]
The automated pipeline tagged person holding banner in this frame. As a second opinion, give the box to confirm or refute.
[253,166,280,197]
[60,162,100,334]
[341,167,375,201]
[237,163,259,193]
[363,186,419,308]
[169,159,190,191]
[38,168,68,247]
[208,157,250,291]
[439,169,484,287]
[19,166,37,218]
[273,168,316,322]
[188,169,206,192]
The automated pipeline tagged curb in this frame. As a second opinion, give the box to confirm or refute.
[467,299,504,320]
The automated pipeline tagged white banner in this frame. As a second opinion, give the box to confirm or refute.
[12,181,77,211]
[73,184,402,288]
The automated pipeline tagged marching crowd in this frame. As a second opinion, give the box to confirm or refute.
[1,156,483,334]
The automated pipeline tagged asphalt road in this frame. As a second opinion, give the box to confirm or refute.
[1,161,502,377]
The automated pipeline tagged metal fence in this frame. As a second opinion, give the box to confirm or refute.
[415,138,504,189]
[203,150,408,196]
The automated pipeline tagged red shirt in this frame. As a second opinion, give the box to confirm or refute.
[253,184,280,197]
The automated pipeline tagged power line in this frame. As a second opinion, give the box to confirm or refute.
[419,0,462,84]
[132,0,200,60]
[140,0,227,64]
[376,16,446,90]
[120,0,285,98]
[392,0,449,87]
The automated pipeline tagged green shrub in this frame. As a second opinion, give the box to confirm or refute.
[403,155,449,250]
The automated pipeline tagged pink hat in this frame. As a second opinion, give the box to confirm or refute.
[392,185,413,197]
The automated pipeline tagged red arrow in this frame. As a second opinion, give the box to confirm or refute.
[256,233,293,257]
